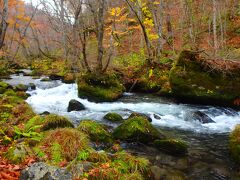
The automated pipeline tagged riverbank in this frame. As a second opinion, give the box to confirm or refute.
[1,73,240,179]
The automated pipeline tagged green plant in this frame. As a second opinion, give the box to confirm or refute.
[51,143,63,164]
[14,126,43,142]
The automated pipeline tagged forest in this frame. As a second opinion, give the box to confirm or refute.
[0,0,240,179]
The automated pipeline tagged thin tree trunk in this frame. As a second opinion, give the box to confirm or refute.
[96,0,105,73]
[0,0,8,50]
[213,0,218,56]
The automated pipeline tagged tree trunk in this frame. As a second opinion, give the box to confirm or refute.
[0,0,8,50]
[95,0,105,73]
[213,0,218,56]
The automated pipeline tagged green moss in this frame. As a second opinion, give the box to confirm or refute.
[77,73,125,102]
[112,117,165,144]
[0,81,11,94]
[169,50,240,106]
[63,73,75,84]
[153,139,188,156]
[77,120,112,143]
[41,114,74,131]
[15,84,28,92]
[230,125,240,163]
[104,112,124,122]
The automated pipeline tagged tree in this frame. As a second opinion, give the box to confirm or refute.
[0,0,8,50]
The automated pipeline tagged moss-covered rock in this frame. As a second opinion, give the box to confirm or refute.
[77,73,125,102]
[77,120,112,143]
[153,139,188,156]
[40,77,50,82]
[41,114,74,131]
[104,112,124,122]
[112,117,165,144]
[63,73,75,84]
[129,112,152,122]
[15,84,28,92]
[229,124,240,163]
[169,50,240,107]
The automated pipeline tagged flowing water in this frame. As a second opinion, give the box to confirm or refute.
[4,73,240,179]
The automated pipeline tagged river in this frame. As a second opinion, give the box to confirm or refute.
[4,72,240,179]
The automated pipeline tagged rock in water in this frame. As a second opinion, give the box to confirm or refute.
[20,162,72,180]
[112,116,166,144]
[15,84,28,92]
[67,99,85,112]
[49,74,63,80]
[153,114,161,120]
[28,83,36,90]
[185,111,215,124]
[104,112,124,122]
[129,112,152,122]
[77,73,125,102]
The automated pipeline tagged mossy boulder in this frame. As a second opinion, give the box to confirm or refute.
[77,73,125,102]
[169,50,240,107]
[63,73,75,84]
[15,84,28,92]
[229,124,240,163]
[104,112,124,122]
[153,139,188,156]
[129,112,152,122]
[77,120,112,143]
[41,114,74,131]
[112,117,165,144]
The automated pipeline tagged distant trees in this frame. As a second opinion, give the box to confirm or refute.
[1,0,240,67]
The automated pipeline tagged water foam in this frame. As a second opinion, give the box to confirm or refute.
[26,83,240,134]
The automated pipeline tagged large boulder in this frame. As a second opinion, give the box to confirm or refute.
[77,73,125,102]
[20,162,72,180]
[67,99,85,112]
[169,50,240,107]
[184,111,215,124]
[112,117,165,144]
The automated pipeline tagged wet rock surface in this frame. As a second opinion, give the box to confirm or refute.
[67,99,86,112]
[184,111,215,124]
[20,162,72,180]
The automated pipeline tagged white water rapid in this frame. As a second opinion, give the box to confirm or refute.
[26,82,240,134]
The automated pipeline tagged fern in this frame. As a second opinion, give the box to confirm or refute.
[77,150,89,161]
[51,143,63,164]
